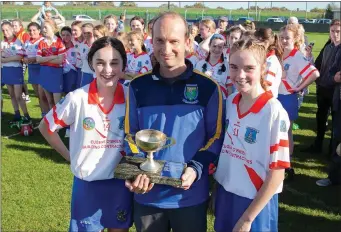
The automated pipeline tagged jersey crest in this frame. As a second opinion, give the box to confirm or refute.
[83,117,95,131]
[183,84,199,104]
[244,127,259,144]
[284,63,290,71]
[280,120,287,132]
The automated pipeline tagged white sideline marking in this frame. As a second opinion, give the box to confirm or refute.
[3,126,39,139]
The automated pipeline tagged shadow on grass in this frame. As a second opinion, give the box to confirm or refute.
[5,143,69,164]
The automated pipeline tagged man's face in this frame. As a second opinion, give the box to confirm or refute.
[330,25,341,44]
[153,16,188,69]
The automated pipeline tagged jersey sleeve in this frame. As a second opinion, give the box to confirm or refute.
[296,53,318,81]
[43,92,76,133]
[14,41,24,57]
[269,106,291,169]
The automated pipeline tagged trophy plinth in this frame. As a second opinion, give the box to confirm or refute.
[114,129,187,187]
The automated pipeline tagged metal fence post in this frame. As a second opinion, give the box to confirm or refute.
[185,9,187,20]
[201,9,204,19]
[98,9,101,20]
[16,10,19,19]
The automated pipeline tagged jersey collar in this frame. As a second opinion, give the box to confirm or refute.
[133,51,147,58]
[43,35,57,43]
[4,36,17,43]
[152,59,194,81]
[29,36,42,44]
[88,79,125,114]
[266,50,276,58]
[232,91,273,119]
[283,48,298,60]
[208,58,223,67]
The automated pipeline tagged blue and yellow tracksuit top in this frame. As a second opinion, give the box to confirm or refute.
[124,60,224,208]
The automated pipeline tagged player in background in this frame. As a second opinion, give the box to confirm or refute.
[225,26,244,61]
[197,19,216,60]
[214,38,290,232]
[144,18,155,56]
[117,14,126,33]
[12,19,31,103]
[185,35,199,67]
[93,24,109,40]
[195,34,232,98]
[1,21,31,124]
[79,23,95,87]
[125,31,152,79]
[71,21,84,88]
[130,16,145,35]
[254,28,283,98]
[39,36,133,232]
[23,22,49,119]
[103,15,118,37]
[60,26,77,138]
[36,19,65,109]
[278,24,320,179]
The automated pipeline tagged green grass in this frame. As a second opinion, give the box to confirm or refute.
[2,32,341,231]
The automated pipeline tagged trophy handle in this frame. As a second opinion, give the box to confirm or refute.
[161,137,176,149]
[125,134,139,154]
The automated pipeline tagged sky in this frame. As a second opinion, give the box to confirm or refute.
[17,1,340,11]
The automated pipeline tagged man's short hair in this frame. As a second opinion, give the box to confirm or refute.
[331,19,340,27]
[152,12,188,38]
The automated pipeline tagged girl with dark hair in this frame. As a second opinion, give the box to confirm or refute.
[60,26,77,94]
[125,31,152,78]
[36,19,65,109]
[254,28,283,98]
[1,21,31,125]
[214,38,290,232]
[23,22,49,118]
[79,23,95,87]
[39,36,133,232]
[195,34,232,98]
[130,16,145,34]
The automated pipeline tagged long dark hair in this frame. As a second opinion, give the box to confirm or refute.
[202,34,226,74]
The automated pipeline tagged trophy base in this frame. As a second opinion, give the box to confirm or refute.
[114,156,187,187]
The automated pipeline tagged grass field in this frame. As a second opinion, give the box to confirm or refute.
[0,4,323,21]
[1,32,341,231]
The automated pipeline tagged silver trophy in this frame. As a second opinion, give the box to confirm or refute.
[125,129,176,173]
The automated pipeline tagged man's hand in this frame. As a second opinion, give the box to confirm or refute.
[125,174,154,194]
[181,167,197,190]
[334,71,341,83]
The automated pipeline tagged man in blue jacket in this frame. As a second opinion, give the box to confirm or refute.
[124,12,224,232]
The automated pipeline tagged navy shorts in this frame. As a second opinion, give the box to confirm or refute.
[76,68,82,88]
[278,93,299,121]
[214,184,278,232]
[63,69,78,93]
[134,200,208,232]
[69,176,133,232]
[2,66,24,85]
[28,64,40,84]
[80,72,94,87]
[40,66,63,93]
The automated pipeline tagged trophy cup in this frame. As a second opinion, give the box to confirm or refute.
[114,129,187,187]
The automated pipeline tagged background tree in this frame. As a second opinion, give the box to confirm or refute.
[23,1,33,6]
[120,2,137,7]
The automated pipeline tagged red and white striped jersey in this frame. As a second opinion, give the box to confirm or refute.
[214,91,290,199]
[1,37,24,68]
[144,38,153,56]
[126,52,152,75]
[43,80,127,181]
[265,50,282,98]
[279,48,318,95]
[36,36,66,68]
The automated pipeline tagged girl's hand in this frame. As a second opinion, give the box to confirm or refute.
[23,57,29,64]
[305,45,313,57]
[233,217,252,232]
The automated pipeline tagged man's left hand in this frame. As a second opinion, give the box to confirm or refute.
[181,167,197,190]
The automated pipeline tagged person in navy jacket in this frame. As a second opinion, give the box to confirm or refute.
[124,12,224,232]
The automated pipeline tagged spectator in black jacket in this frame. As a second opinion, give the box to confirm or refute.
[302,20,340,154]
[316,44,341,186]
